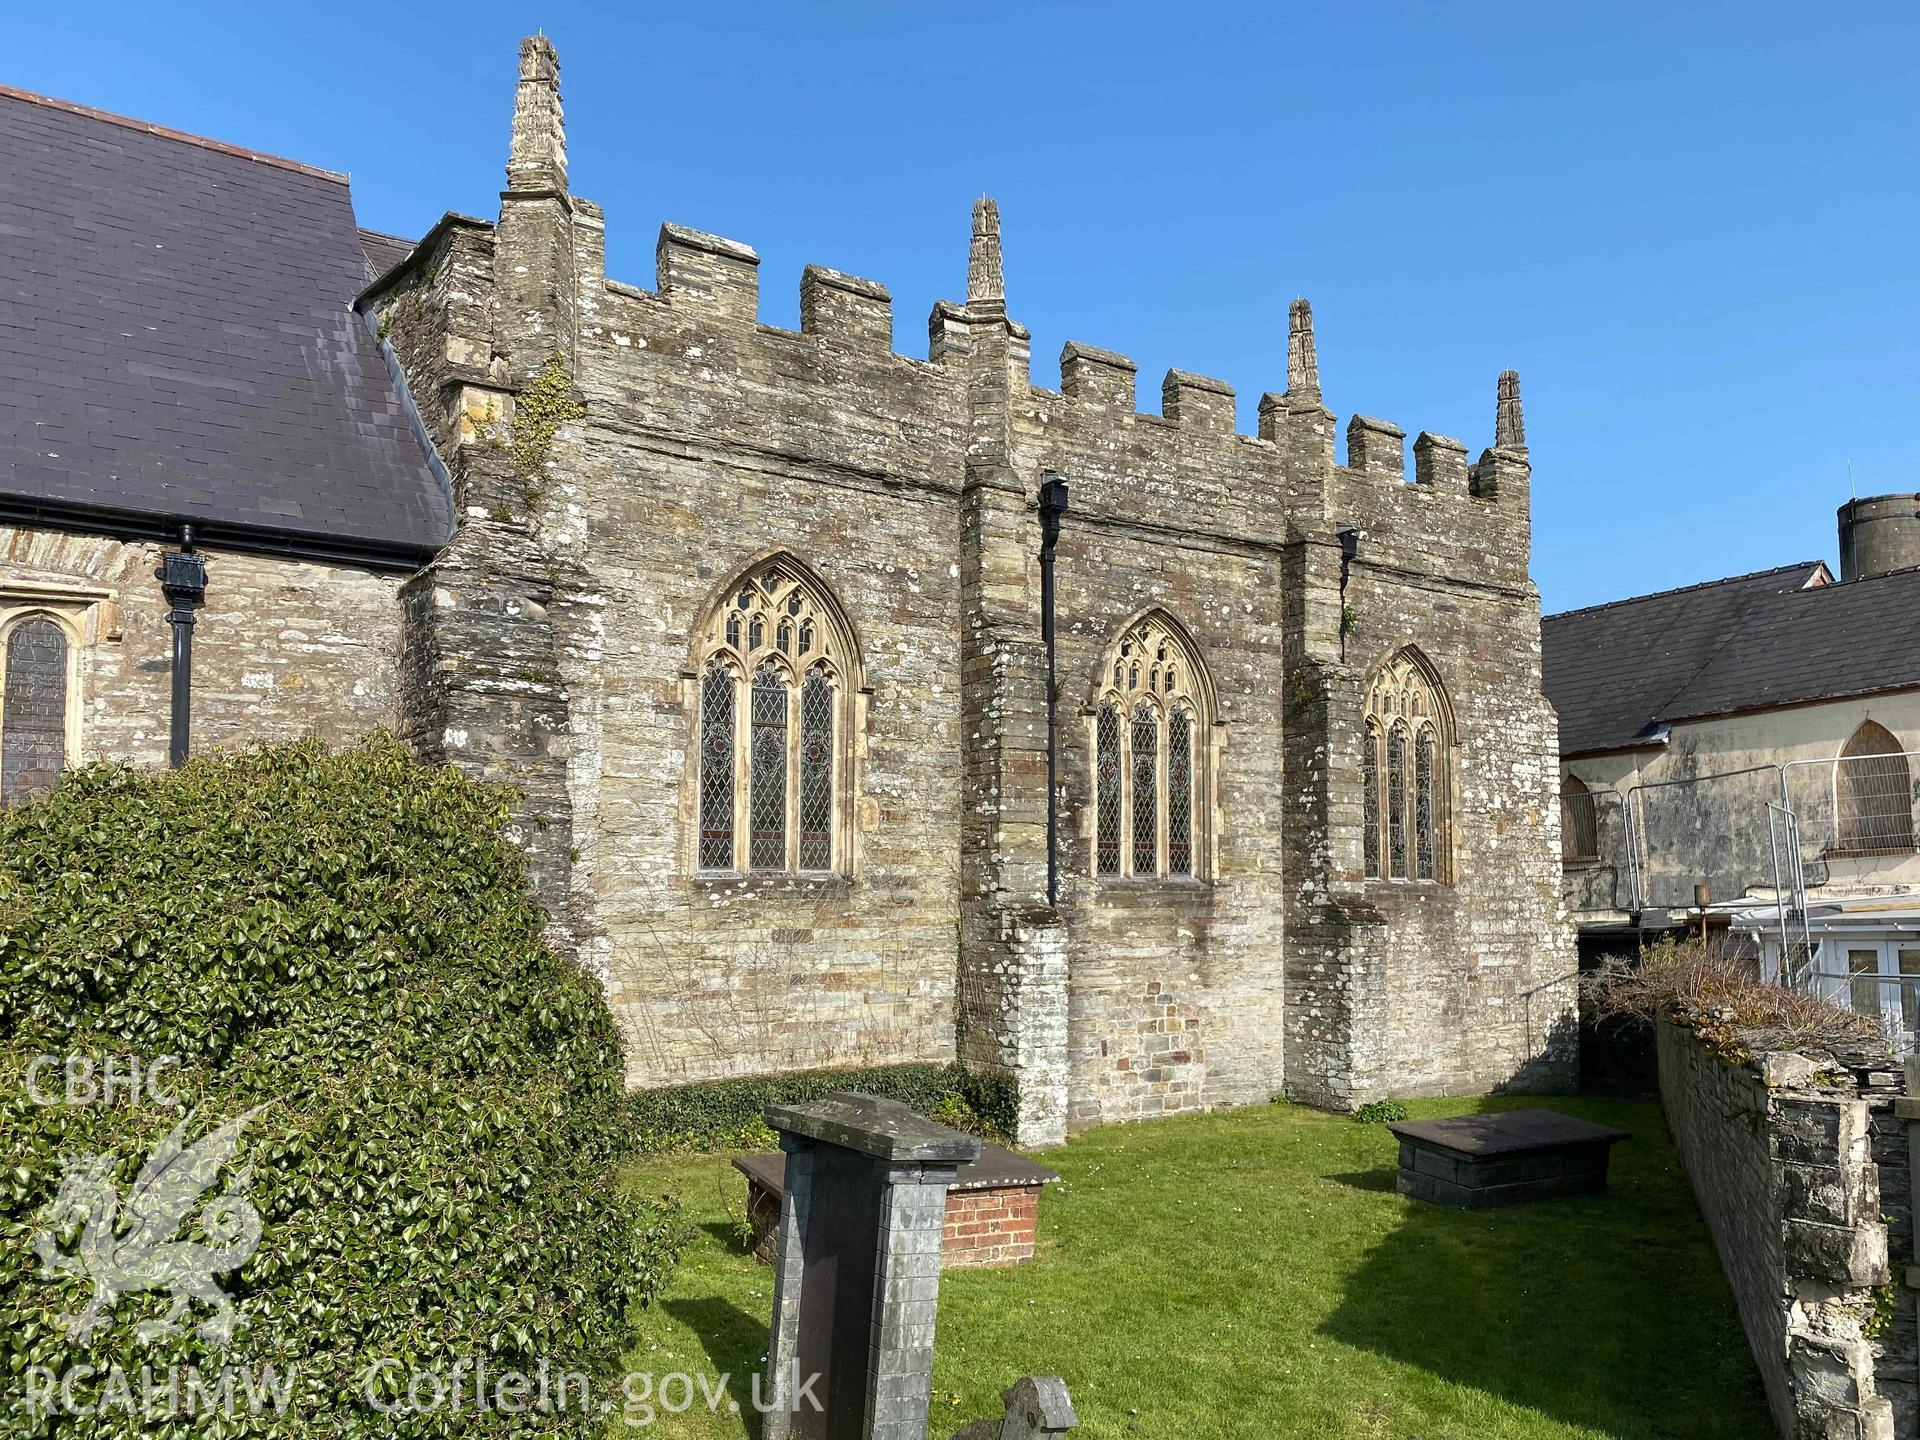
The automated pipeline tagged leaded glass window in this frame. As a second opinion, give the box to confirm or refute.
[1131,704,1158,875]
[690,559,859,875]
[1167,708,1193,877]
[797,668,833,871]
[1096,701,1123,876]
[1363,647,1451,883]
[749,664,789,870]
[1386,726,1408,879]
[1090,611,1215,881]
[697,659,736,869]
[1362,721,1381,879]
[1414,730,1435,880]
[2,618,68,808]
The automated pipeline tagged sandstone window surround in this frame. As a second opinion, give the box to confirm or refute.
[0,588,107,808]
[1362,646,1453,883]
[688,556,863,879]
[0,602,88,806]
[1089,610,1216,882]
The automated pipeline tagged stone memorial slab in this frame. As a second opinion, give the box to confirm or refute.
[762,1092,982,1440]
[1387,1108,1629,1208]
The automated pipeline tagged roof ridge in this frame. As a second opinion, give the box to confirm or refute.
[357,225,414,245]
[0,82,346,185]
[1544,559,1824,621]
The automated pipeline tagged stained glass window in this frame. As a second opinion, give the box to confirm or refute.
[797,669,833,871]
[1365,648,1450,883]
[749,664,788,870]
[1096,702,1122,875]
[1386,726,1407,880]
[1131,704,1158,875]
[1167,708,1193,877]
[693,559,860,878]
[1414,729,1435,880]
[1362,722,1381,879]
[2,618,67,808]
[697,659,736,869]
[1093,612,1212,881]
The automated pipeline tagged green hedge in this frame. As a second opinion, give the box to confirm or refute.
[631,1062,1020,1154]
[0,736,669,1437]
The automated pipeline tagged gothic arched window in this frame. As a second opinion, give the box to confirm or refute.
[691,559,860,875]
[2,615,72,808]
[1362,647,1452,882]
[1837,721,1915,853]
[1089,610,1216,880]
[1560,773,1599,863]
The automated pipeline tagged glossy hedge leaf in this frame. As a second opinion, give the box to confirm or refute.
[0,735,670,1437]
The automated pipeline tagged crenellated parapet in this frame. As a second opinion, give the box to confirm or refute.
[360,32,1571,1125]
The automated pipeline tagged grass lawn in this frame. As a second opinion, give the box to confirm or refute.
[621,1095,1768,1439]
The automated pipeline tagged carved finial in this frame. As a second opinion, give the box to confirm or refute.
[1495,369,1526,451]
[506,35,567,194]
[1287,298,1320,400]
[969,196,1004,307]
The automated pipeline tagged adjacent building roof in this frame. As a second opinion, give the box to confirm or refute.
[1544,559,1920,755]
[358,228,416,284]
[0,84,450,565]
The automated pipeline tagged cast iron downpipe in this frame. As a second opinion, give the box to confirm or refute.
[1038,473,1069,908]
[156,526,208,768]
[1336,524,1360,663]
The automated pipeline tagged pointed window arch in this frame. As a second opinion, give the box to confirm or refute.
[1363,647,1453,883]
[1837,721,1915,854]
[1089,610,1216,880]
[2,614,73,807]
[690,557,861,875]
[1560,774,1599,863]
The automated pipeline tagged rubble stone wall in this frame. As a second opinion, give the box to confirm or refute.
[1657,1015,1903,1440]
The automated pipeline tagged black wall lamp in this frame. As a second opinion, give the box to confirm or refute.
[156,525,208,768]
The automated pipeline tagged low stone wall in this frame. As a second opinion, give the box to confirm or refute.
[1656,1015,1906,1439]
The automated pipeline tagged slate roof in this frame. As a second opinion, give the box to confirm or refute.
[0,85,450,563]
[358,228,416,284]
[1544,560,1920,755]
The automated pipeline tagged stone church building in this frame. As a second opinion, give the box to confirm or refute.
[0,41,1574,1144]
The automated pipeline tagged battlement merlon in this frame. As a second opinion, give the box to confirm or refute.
[1162,370,1236,436]
[1471,369,1531,500]
[1346,415,1405,481]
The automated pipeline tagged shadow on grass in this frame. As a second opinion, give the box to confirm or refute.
[698,1219,759,1255]
[1320,1101,1769,1439]
[661,1297,770,1436]
[1324,1169,1397,1194]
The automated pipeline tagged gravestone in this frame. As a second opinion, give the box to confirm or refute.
[762,1092,982,1440]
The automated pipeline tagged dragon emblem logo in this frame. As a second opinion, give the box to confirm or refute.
[33,1106,266,1347]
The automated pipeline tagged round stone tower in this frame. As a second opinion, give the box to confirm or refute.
[1837,493,1920,581]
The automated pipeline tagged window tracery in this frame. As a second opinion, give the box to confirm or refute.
[1362,648,1451,882]
[1089,611,1214,881]
[691,560,858,875]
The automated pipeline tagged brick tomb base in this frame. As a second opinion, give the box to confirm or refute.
[1387,1108,1629,1209]
[734,1142,1059,1268]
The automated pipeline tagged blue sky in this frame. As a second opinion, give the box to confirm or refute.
[15,3,1917,612]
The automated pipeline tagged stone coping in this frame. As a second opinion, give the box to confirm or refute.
[1387,1108,1630,1159]
[734,1141,1058,1197]
[762,1090,983,1163]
